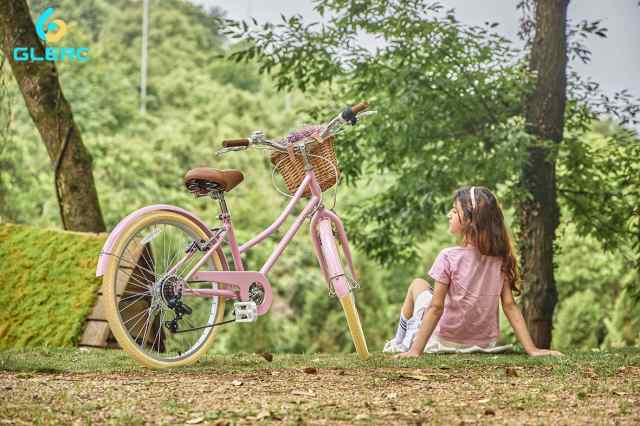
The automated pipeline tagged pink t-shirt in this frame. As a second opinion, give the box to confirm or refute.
[428,246,503,347]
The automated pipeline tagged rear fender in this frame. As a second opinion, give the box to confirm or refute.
[95,204,226,276]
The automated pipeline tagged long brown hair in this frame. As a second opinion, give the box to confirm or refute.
[453,186,521,295]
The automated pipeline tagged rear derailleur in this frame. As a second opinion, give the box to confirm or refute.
[159,274,192,333]
[164,299,192,333]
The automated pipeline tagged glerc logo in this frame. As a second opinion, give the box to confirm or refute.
[35,7,68,43]
[13,7,89,63]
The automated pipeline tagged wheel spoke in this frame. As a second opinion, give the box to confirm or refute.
[117,251,161,283]
[118,293,150,313]
[140,308,155,348]
[154,309,165,355]
[123,308,149,327]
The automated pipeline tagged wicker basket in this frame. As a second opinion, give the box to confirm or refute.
[270,134,339,197]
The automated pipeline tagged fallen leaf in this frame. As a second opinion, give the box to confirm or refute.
[255,409,271,420]
[292,389,315,397]
[260,352,273,362]
[303,367,318,375]
[231,380,243,386]
[505,367,519,377]
[186,417,205,424]
[400,373,442,381]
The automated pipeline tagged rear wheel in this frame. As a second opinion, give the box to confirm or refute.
[103,211,226,368]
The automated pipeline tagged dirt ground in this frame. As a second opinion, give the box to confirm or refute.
[1,364,639,425]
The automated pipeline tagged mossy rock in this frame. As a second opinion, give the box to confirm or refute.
[0,223,106,349]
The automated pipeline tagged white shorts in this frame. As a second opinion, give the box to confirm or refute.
[383,289,512,354]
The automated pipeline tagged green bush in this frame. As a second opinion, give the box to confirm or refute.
[552,290,606,350]
[603,288,640,348]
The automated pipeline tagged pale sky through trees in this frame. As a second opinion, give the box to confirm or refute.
[194,0,639,129]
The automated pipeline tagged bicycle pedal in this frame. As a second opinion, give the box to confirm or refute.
[234,301,257,323]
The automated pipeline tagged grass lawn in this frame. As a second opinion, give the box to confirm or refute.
[1,348,639,425]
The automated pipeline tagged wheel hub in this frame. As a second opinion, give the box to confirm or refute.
[158,275,183,308]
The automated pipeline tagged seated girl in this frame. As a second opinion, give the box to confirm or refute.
[385,186,563,357]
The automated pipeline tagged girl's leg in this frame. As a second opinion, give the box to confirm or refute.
[399,278,433,351]
[389,278,431,346]
[401,278,430,318]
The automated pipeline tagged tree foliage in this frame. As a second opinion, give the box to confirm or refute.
[227,0,533,264]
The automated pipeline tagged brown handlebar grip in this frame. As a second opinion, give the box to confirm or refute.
[222,138,250,148]
[351,101,369,114]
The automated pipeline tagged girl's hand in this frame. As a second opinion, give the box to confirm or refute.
[527,348,564,357]
[392,350,421,359]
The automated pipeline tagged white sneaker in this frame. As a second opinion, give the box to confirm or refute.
[383,339,408,353]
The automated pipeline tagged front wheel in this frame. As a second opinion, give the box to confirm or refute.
[102,211,226,368]
[339,292,369,360]
[317,222,369,360]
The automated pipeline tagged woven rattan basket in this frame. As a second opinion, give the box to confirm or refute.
[270,134,339,197]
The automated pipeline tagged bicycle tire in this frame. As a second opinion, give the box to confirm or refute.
[318,228,369,360]
[339,292,369,360]
[103,211,226,368]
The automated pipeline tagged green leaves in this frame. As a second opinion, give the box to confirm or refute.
[225,0,534,263]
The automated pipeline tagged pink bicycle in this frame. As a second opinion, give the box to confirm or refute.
[96,102,372,368]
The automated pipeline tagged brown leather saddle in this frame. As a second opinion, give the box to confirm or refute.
[184,167,244,196]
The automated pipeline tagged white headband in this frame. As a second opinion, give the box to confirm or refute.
[470,186,477,210]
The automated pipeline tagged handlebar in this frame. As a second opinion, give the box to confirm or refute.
[222,138,250,148]
[218,101,371,155]
[350,101,369,114]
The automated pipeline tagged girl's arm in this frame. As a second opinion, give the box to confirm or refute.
[501,280,563,357]
[393,281,448,358]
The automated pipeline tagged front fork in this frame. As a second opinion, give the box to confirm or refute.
[310,208,358,298]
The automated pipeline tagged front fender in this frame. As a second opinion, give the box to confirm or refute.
[96,204,218,277]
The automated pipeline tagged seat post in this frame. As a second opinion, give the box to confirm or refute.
[211,190,229,216]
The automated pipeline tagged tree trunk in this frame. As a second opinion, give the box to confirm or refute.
[519,0,568,348]
[0,0,105,232]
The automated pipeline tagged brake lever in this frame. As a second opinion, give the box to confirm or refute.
[345,110,377,127]
[216,146,248,156]
[358,110,378,118]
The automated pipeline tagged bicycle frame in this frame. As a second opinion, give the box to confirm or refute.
[174,166,358,316]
